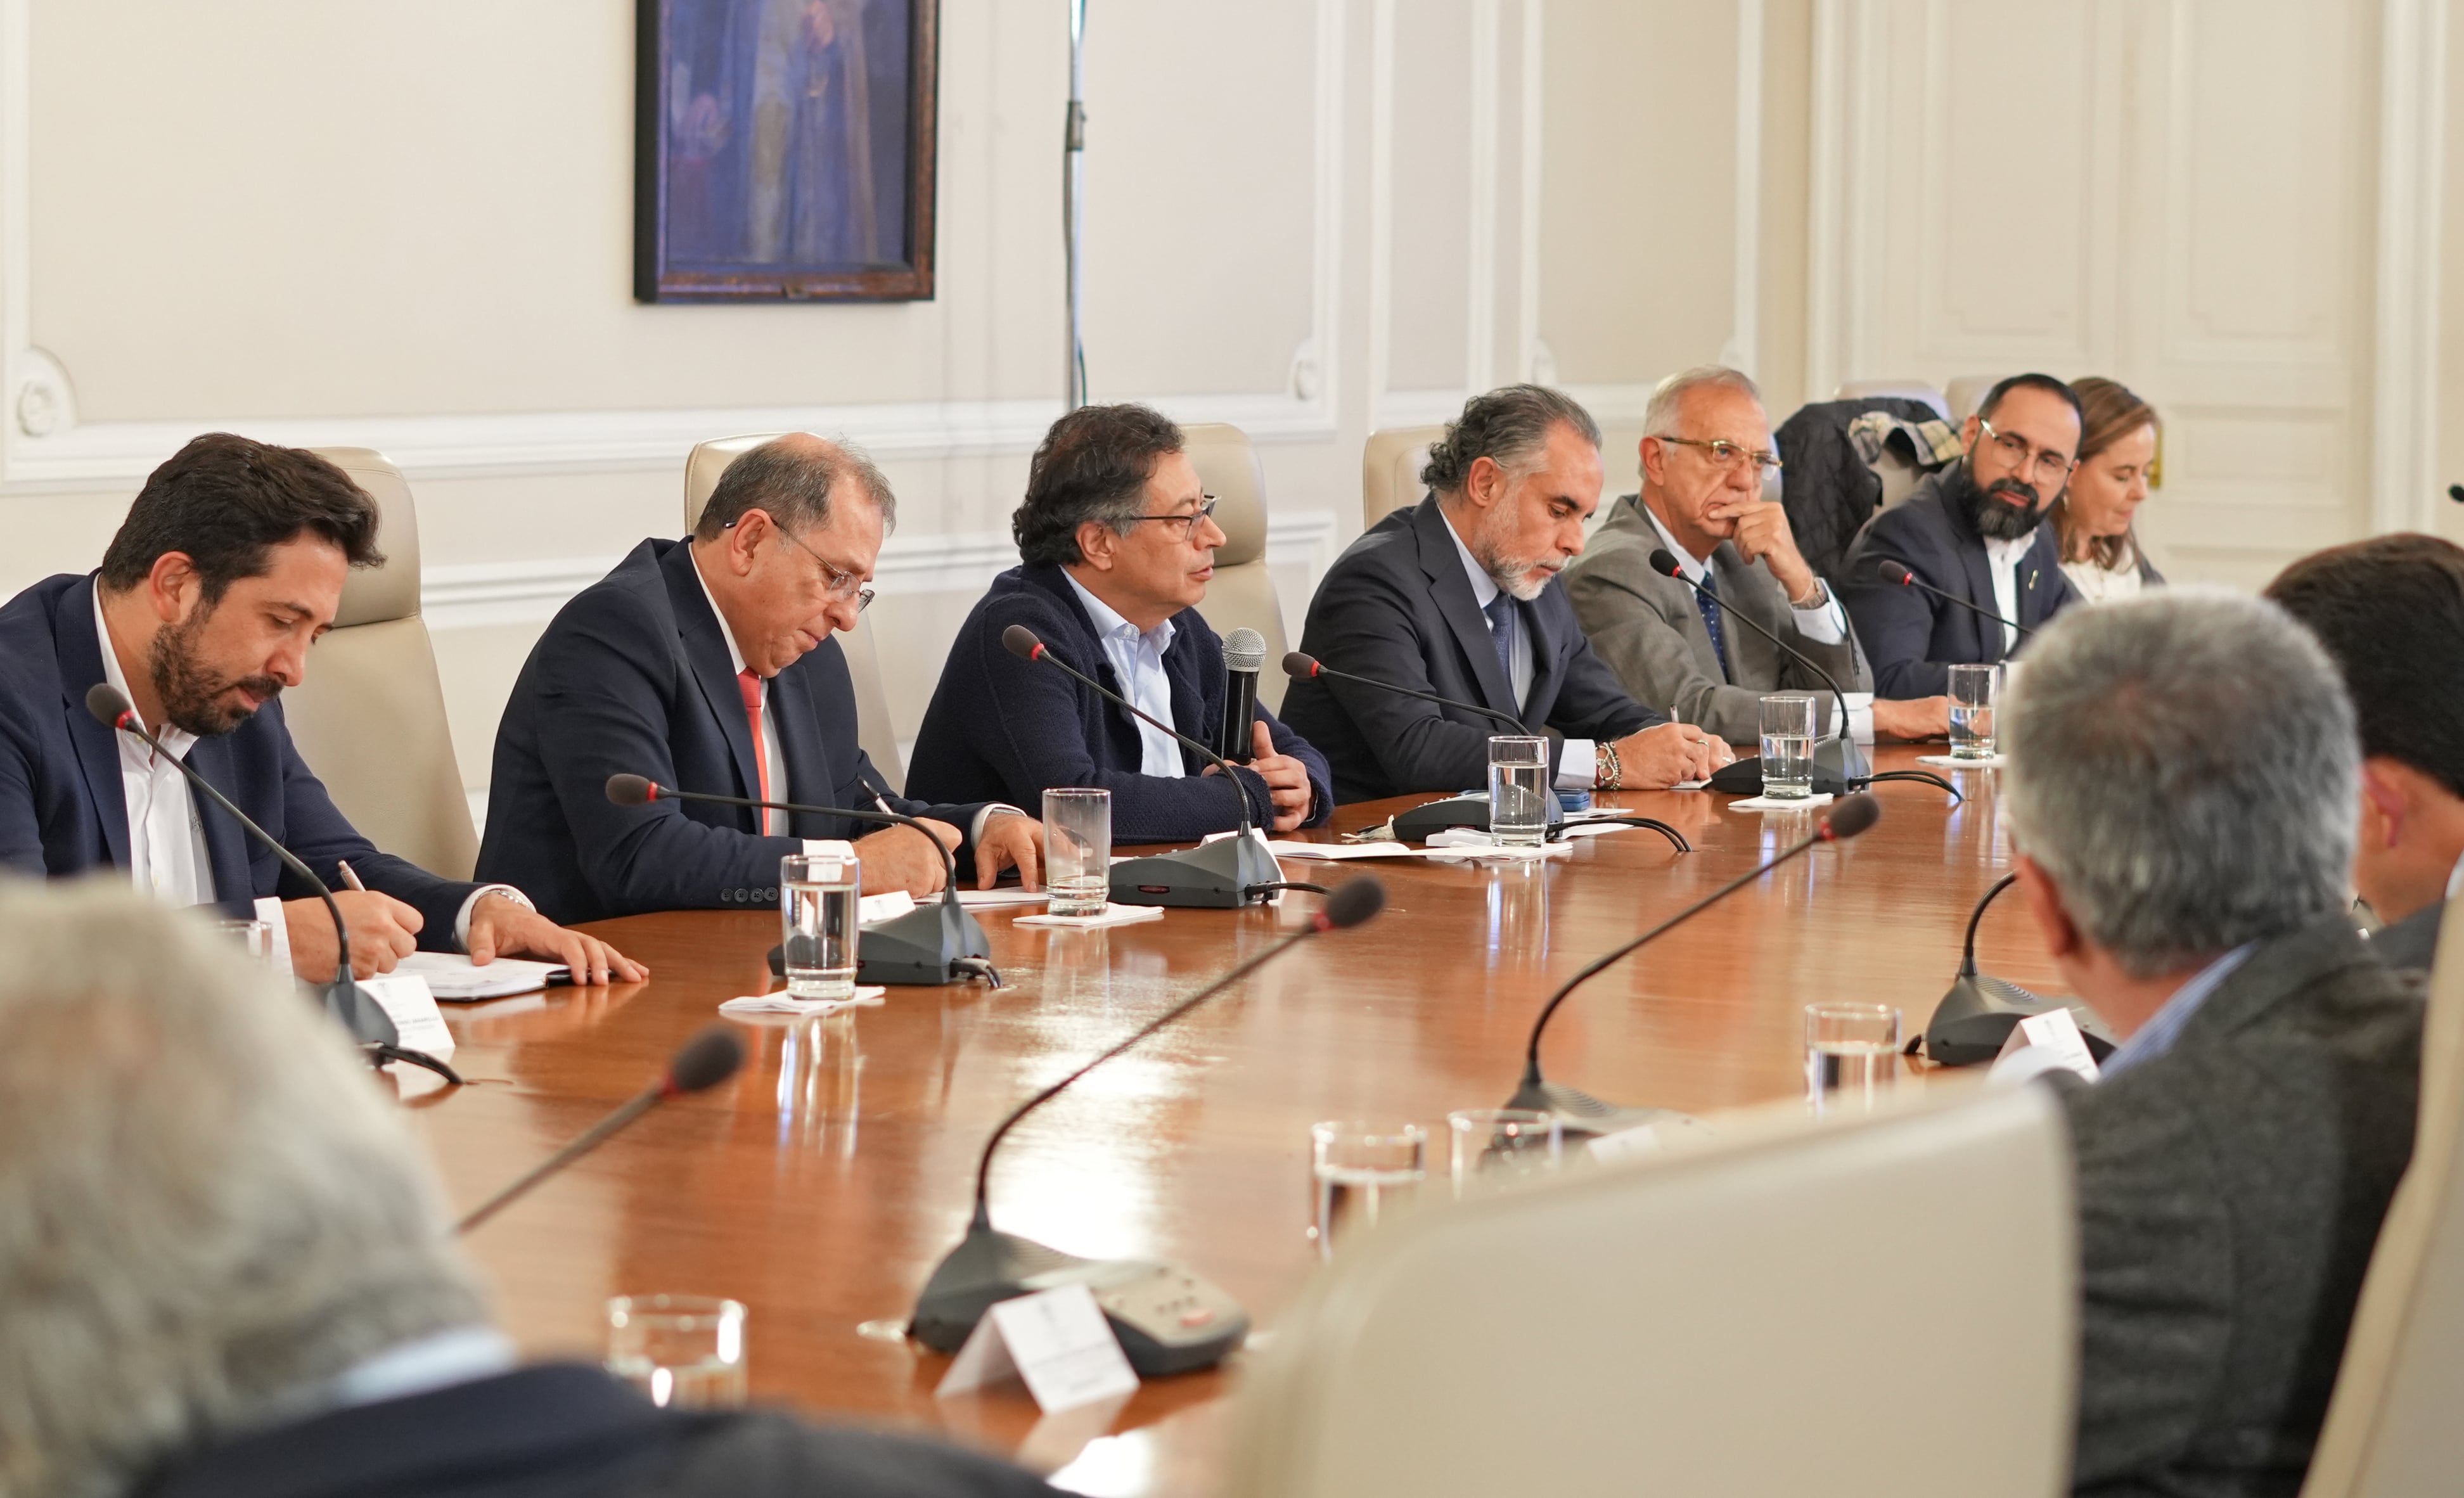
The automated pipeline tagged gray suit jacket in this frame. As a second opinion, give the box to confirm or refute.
[1563,494,1873,744]
[2056,912,2423,1498]
[2366,899,2441,973]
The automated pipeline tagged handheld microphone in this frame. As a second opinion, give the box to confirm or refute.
[1872,559,2034,643]
[911,877,1386,1373]
[1920,873,2115,1065]
[83,683,462,1085]
[605,776,994,985]
[1002,625,1279,907]
[1646,548,1871,790]
[454,1025,744,1234]
[1510,793,1882,1137]
[1217,627,1266,763]
[1280,651,1564,843]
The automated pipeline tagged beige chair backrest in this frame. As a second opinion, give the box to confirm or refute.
[1362,424,1444,530]
[1224,1084,2077,1498]
[2299,897,2464,1497]
[682,433,907,794]
[1180,423,1290,714]
[1946,374,2005,423]
[1831,378,1951,421]
[278,449,478,880]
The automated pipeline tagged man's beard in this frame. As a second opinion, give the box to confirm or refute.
[148,609,283,737]
[1963,464,2047,542]
[1476,516,1556,601]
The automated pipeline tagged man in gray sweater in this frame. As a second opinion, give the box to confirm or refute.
[1999,592,2423,1497]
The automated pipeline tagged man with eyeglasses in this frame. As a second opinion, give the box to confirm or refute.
[906,405,1331,841]
[1840,373,2084,698]
[1565,366,1947,746]
[479,433,1042,921]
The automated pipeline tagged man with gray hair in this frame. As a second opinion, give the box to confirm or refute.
[480,433,1042,919]
[1999,591,2422,1497]
[1282,385,1729,802]
[0,881,1058,1497]
[1564,366,1949,745]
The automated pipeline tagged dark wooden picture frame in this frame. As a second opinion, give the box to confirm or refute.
[634,0,938,303]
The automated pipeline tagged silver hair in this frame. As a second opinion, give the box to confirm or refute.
[0,882,489,1498]
[695,432,899,541]
[2000,589,2360,977]
[1420,384,1601,496]
[1641,365,1763,441]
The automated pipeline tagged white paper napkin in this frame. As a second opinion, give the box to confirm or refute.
[1727,792,1835,811]
[1013,903,1169,929]
[719,986,887,1018]
[1917,753,2006,769]
[1421,828,1574,860]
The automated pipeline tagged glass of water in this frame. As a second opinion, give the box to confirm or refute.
[1310,1120,1426,1259]
[1758,692,1819,800]
[214,918,281,970]
[1805,1002,1902,1114]
[780,852,859,1001]
[1948,664,2001,760]
[1487,735,1551,846]
[1447,1108,1563,1198]
[606,1295,748,1408]
[1042,788,1112,917]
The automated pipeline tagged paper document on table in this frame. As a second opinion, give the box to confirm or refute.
[395,952,566,1002]
[1264,840,1436,861]
[955,887,1051,909]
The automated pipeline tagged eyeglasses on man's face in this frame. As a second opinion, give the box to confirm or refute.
[733,519,873,612]
[1659,436,1783,476]
[1124,495,1219,540]
[1975,417,2076,489]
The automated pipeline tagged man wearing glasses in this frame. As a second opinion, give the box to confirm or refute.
[479,433,1042,921]
[1840,373,2084,698]
[1566,366,1947,745]
[906,404,1331,841]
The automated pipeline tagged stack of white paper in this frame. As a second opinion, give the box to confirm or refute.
[394,952,567,1002]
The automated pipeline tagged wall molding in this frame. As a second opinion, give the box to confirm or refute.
[2371,0,2448,532]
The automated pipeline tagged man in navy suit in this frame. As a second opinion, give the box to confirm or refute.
[479,435,1041,923]
[0,433,636,982]
[1280,385,1729,805]
[1840,373,2084,699]
[906,404,1331,843]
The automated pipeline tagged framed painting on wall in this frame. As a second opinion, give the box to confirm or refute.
[634,0,939,302]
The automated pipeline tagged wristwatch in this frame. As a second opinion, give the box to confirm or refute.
[1790,577,1831,611]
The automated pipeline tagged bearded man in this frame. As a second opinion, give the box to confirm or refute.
[1840,373,2084,699]
[0,432,639,983]
[1280,384,1729,803]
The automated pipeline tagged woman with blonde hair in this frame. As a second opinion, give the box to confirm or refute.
[2051,377,2165,602]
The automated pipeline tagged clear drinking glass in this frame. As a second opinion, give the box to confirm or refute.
[1487,736,1551,846]
[1758,692,1819,799]
[780,852,859,1001]
[1447,1108,1563,1198]
[1310,1120,1426,1259]
[1043,788,1112,917]
[1948,663,2001,760]
[606,1295,748,1408]
[1805,1002,1902,1114]
[214,918,280,969]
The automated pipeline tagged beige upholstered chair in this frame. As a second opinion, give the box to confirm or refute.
[278,449,478,880]
[1945,374,2005,423]
[2299,897,2464,1496]
[1362,424,1444,530]
[1224,1084,2077,1498]
[1180,422,1291,714]
[1830,378,1951,421]
[681,433,908,794]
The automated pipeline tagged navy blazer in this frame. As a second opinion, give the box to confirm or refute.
[0,573,478,940]
[905,563,1332,843]
[477,539,991,923]
[1278,496,1664,803]
[1838,464,2078,699]
[134,1362,1057,1498]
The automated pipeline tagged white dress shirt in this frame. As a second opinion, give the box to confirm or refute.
[1439,513,1595,791]
[1062,571,1186,778]
[2061,554,2145,606]
[1982,534,2033,654]
[1639,503,1848,648]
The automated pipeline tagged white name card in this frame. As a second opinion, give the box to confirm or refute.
[1989,1008,2100,1086]
[359,973,455,1061]
[1586,1123,1664,1164]
[934,1283,1139,1413]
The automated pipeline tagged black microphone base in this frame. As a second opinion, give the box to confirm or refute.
[317,975,402,1047]
[909,1224,1249,1376]
[1391,792,1567,844]
[1505,1077,1709,1143]
[766,899,995,987]
[1110,829,1282,909]
[1816,732,1872,788]
[1707,757,1852,798]
[1923,975,2117,1066]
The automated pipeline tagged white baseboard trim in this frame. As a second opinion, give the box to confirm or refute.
[420,508,1343,632]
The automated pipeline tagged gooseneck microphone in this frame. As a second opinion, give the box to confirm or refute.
[1281,650,1528,731]
[605,775,995,985]
[1873,560,2034,643]
[1281,651,1566,843]
[1647,548,1871,790]
[454,1025,745,1234]
[1218,627,1266,763]
[1510,793,1882,1137]
[84,683,462,1084]
[911,876,1386,1373]
[1920,873,2115,1065]
[1002,625,1279,907]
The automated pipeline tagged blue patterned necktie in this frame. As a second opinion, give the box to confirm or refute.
[1482,592,1518,697]
[1693,570,1730,682]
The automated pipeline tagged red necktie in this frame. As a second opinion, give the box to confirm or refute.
[736,669,774,833]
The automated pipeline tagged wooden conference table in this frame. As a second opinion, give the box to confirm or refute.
[407,746,2060,1494]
